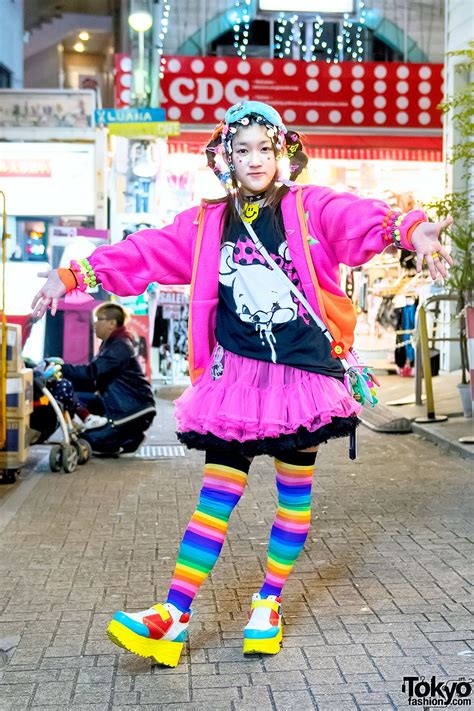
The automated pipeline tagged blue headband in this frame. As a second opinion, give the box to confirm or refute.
[206,101,303,194]
[225,101,286,132]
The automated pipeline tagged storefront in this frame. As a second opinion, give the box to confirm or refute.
[158,56,444,373]
[0,89,106,361]
[107,56,445,379]
[1,141,96,261]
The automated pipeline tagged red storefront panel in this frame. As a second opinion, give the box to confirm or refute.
[160,56,442,131]
[114,54,132,108]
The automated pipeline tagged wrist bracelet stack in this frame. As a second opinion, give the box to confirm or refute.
[382,210,404,247]
[382,209,428,252]
[77,258,98,288]
[390,213,405,248]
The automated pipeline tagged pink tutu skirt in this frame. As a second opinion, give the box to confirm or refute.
[175,346,361,457]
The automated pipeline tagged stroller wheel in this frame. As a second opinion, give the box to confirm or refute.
[75,438,92,465]
[0,468,20,484]
[62,444,79,473]
[49,445,63,472]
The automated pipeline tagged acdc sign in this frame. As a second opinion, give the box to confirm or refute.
[166,78,250,106]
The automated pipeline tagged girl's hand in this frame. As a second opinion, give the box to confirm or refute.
[31,270,66,318]
[411,217,454,280]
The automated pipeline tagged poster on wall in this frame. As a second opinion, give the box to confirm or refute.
[160,56,442,131]
[0,90,95,128]
[128,314,152,380]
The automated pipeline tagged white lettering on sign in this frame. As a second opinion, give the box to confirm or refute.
[225,79,250,104]
[97,108,154,123]
[169,78,250,105]
[169,78,195,104]
[196,79,224,104]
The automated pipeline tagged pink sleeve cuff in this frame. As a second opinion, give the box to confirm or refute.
[64,290,94,304]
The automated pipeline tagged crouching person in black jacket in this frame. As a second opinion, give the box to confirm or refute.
[62,302,156,455]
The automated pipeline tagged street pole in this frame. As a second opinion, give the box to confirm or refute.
[292,18,301,60]
[137,29,145,104]
[128,0,153,106]
[304,21,312,62]
[338,20,344,62]
[150,0,161,107]
[201,0,207,55]
[403,0,408,61]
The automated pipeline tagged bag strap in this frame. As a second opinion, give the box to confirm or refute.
[240,216,350,371]
[294,188,330,329]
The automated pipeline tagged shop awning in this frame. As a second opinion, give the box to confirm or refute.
[167,132,442,162]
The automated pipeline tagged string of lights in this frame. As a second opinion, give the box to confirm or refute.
[233,5,242,58]
[158,1,172,81]
[233,0,367,63]
[274,13,288,57]
[233,0,252,59]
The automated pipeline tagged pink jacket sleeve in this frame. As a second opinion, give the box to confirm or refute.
[305,187,426,267]
[71,206,199,296]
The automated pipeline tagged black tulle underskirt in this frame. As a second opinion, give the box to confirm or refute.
[177,415,359,458]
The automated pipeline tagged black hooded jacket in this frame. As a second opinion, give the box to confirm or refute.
[61,326,155,420]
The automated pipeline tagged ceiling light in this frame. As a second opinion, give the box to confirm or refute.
[78,31,90,41]
[73,42,85,52]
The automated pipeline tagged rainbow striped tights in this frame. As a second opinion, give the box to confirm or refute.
[166,449,316,612]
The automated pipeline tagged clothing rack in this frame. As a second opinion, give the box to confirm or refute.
[368,273,429,298]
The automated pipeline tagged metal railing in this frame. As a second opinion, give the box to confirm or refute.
[414,292,460,423]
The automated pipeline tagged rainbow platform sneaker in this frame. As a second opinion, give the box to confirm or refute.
[107,602,192,667]
[243,593,282,655]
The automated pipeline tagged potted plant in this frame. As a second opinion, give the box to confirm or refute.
[424,197,473,416]
[424,42,473,416]
[447,220,473,417]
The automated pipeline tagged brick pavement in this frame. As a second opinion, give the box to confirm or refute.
[0,394,473,710]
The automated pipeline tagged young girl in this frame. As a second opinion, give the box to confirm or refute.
[32,100,452,668]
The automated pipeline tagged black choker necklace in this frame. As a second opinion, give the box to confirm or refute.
[244,192,267,203]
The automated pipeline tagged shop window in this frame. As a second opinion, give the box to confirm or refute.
[212,19,270,58]
[371,35,402,62]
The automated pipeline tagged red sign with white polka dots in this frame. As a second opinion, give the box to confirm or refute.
[160,56,442,130]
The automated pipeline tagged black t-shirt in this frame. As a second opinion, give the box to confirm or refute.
[215,205,344,380]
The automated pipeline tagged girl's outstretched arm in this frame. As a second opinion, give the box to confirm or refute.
[311,187,453,278]
[32,206,199,318]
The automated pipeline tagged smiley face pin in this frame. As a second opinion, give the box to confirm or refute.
[242,202,260,224]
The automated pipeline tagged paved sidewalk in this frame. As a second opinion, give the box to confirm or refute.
[374,371,474,460]
[0,392,473,710]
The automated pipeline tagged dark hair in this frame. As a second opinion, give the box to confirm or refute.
[220,183,290,246]
[95,302,128,327]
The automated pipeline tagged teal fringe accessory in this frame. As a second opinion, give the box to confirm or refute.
[344,365,380,407]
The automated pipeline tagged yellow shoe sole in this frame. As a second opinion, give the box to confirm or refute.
[243,629,282,655]
[107,619,184,667]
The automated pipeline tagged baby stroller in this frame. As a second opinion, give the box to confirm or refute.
[28,360,92,473]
